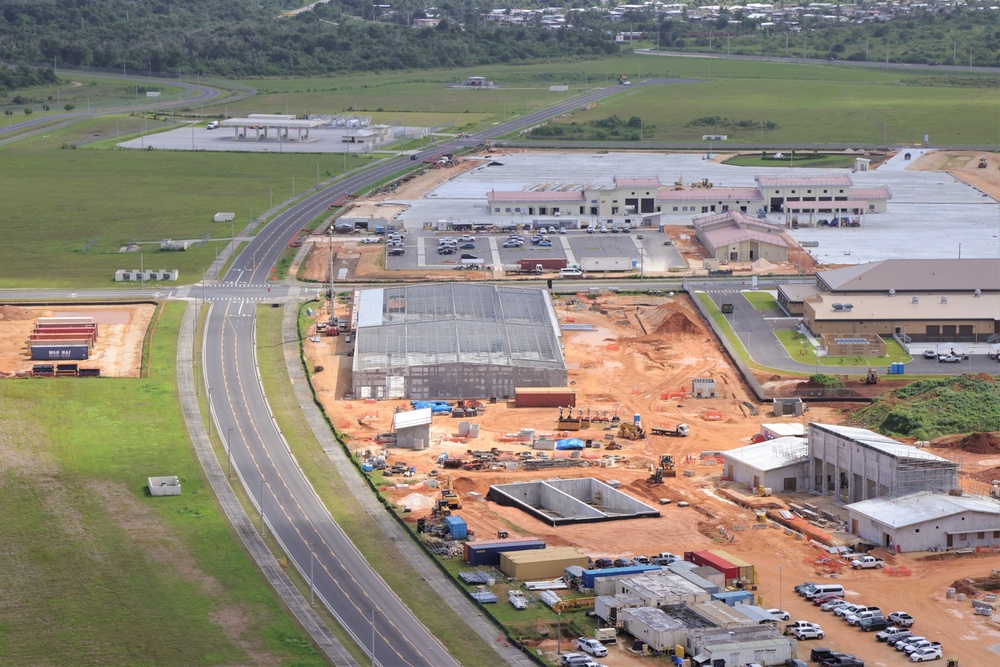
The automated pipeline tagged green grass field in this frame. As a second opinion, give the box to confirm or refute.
[742,290,783,312]
[0,302,323,666]
[255,304,501,666]
[0,118,371,288]
[724,153,865,169]
[774,329,913,366]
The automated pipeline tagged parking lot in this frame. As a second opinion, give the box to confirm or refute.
[383,226,687,273]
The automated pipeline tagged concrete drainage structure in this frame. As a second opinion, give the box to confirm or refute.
[487,478,660,526]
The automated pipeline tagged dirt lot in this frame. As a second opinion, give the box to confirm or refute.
[300,291,1000,665]
[912,149,1000,200]
[0,303,155,377]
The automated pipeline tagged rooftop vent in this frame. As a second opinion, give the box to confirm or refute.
[843,304,854,311]
[940,296,948,304]
[832,303,844,311]
[888,288,896,297]
[912,296,920,304]
[975,288,982,298]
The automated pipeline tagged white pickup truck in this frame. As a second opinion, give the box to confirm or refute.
[851,555,885,569]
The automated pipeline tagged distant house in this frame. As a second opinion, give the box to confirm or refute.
[412,17,441,27]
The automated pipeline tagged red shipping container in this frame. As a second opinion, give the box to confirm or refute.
[514,387,577,408]
[684,550,740,583]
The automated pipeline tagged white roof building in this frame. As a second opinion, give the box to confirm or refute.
[722,437,809,493]
[392,407,433,449]
[847,491,1000,552]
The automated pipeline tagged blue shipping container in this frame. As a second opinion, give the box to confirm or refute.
[464,539,545,566]
[444,515,468,540]
[581,564,661,589]
[30,345,89,361]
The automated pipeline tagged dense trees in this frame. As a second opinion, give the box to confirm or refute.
[0,64,58,92]
[0,0,618,78]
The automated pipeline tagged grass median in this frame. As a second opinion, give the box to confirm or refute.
[0,301,323,666]
[254,305,501,666]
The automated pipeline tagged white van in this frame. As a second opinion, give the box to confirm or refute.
[559,268,584,278]
[804,583,845,600]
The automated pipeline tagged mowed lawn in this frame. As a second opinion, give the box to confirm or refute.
[0,302,323,667]
[0,120,368,288]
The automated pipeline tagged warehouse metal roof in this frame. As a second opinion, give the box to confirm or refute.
[847,491,1000,528]
[393,407,432,430]
[722,437,808,471]
[810,424,955,465]
[806,291,1000,322]
[817,258,1000,293]
[353,283,565,371]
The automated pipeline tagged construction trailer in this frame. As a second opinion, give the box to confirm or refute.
[464,538,546,567]
[515,387,577,408]
[684,551,741,585]
[499,547,589,580]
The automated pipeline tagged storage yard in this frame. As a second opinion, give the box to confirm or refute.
[0,304,155,378]
[302,287,1000,666]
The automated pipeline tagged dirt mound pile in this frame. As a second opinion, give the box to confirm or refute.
[0,305,34,321]
[953,432,1000,454]
[950,579,979,596]
[653,311,704,336]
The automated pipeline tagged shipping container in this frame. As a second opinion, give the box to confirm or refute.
[518,258,568,271]
[580,257,635,272]
[30,345,90,361]
[499,547,589,581]
[444,515,468,540]
[684,551,740,583]
[707,549,755,584]
[581,564,661,590]
[514,386,577,408]
[464,538,545,567]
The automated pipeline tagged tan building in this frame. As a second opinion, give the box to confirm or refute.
[498,547,589,580]
[756,175,891,214]
[693,211,789,263]
[786,259,1000,343]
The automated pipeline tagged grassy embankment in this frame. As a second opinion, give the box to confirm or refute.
[254,304,502,666]
[0,301,323,666]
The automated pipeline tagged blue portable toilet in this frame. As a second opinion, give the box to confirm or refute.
[634,413,641,426]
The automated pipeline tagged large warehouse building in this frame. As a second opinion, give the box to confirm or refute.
[351,283,566,399]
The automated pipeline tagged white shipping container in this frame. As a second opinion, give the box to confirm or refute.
[580,257,634,272]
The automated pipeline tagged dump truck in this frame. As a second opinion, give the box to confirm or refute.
[650,424,690,437]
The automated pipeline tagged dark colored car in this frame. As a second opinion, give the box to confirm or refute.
[594,557,613,569]
[459,243,475,249]
[460,253,478,260]
[786,660,808,667]
[388,248,405,256]
[612,558,633,568]
[810,648,838,662]
[859,616,890,632]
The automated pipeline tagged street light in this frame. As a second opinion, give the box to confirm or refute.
[227,427,232,479]
[260,477,266,536]
[207,386,213,436]
[556,609,562,655]
[779,564,783,613]
[371,608,379,667]
[309,542,317,604]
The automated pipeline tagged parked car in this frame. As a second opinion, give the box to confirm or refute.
[785,660,808,667]
[437,247,455,255]
[820,599,848,612]
[835,603,865,618]
[795,582,819,595]
[663,239,673,245]
[612,558,634,568]
[859,616,890,632]
[888,611,915,627]
[820,657,864,667]
[502,240,522,248]
[909,645,943,662]
[559,653,587,666]
[812,592,844,605]
[632,555,650,565]
[938,354,962,363]
[599,226,608,233]
[790,626,825,640]
[547,226,557,234]
[575,637,608,657]
[766,609,791,621]
[388,248,405,256]
[923,349,937,359]
[438,239,457,246]
[809,648,838,662]
[851,556,884,570]
[458,235,475,242]
[460,253,478,260]
[894,636,926,651]
[876,627,911,643]
[586,227,595,234]
[786,621,821,633]
[537,240,553,247]
[904,640,940,655]
[360,237,382,244]
[846,609,882,626]
[594,557,614,569]
[459,243,476,249]
[558,227,567,234]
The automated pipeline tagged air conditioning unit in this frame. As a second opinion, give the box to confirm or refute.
[832,303,844,311]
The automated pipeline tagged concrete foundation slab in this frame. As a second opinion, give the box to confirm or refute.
[487,477,660,526]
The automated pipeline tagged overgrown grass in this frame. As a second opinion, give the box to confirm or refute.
[254,304,501,666]
[0,301,323,666]
[854,374,1000,440]
[724,153,868,169]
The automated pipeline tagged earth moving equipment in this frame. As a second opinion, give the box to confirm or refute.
[647,454,676,484]
[865,369,879,385]
[438,476,461,510]
[650,424,689,437]
[605,440,622,450]
[617,422,646,440]
[980,157,988,168]
[557,407,591,431]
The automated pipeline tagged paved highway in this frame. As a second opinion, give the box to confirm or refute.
[198,84,657,666]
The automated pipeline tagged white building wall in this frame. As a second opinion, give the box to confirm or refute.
[722,457,808,494]
[848,510,1000,552]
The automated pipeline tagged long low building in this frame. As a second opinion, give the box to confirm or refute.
[847,491,1000,552]
[693,211,789,263]
[722,437,810,493]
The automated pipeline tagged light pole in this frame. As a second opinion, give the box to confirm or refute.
[371,609,378,667]
[227,428,232,478]
[779,564,783,613]
[207,387,212,436]
[556,609,562,654]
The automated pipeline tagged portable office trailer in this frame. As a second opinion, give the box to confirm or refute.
[464,538,545,567]
[707,549,755,583]
[580,565,661,590]
[712,590,755,607]
[499,547,589,580]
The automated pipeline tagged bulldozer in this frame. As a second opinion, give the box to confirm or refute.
[865,368,879,385]
[617,422,646,440]
[979,157,988,169]
[647,454,677,485]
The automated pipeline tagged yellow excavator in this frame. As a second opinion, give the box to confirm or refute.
[647,454,677,485]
